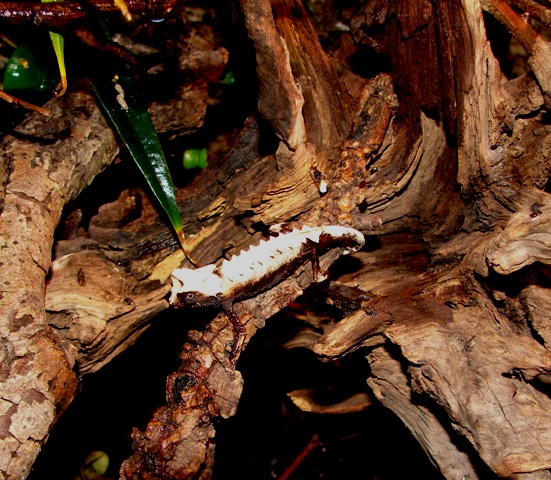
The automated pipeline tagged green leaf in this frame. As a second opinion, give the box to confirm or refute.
[42,0,67,95]
[91,73,188,252]
[219,70,235,86]
[81,451,109,480]
[3,44,56,92]
[183,148,207,169]
[48,31,67,95]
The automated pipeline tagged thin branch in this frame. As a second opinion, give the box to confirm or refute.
[0,0,177,27]
[0,89,50,116]
[481,0,539,54]
[482,0,551,107]
[278,435,323,480]
[509,0,551,28]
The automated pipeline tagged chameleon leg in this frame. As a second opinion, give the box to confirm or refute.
[310,245,328,283]
[220,300,246,365]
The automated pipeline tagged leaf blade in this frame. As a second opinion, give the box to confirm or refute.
[91,73,196,262]
[42,0,67,96]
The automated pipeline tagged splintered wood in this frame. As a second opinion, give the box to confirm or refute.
[86,0,551,478]
[3,0,551,479]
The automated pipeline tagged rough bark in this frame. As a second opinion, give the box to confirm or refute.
[118,0,551,478]
[1,0,551,478]
[0,8,219,475]
[0,91,118,479]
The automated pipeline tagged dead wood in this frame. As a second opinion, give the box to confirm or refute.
[56,1,551,477]
[2,0,551,478]
[0,90,118,479]
[0,9,219,474]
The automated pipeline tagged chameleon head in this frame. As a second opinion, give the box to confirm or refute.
[173,290,218,308]
[170,264,224,305]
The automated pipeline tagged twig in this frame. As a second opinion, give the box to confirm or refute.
[481,0,539,54]
[482,0,551,107]
[278,434,323,480]
[508,0,551,29]
[0,0,177,27]
[0,89,51,116]
[0,34,17,48]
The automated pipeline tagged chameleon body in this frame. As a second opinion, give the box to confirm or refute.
[170,225,365,361]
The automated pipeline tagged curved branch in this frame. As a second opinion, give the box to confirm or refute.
[0,90,118,479]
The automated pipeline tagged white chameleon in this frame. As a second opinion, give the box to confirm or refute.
[170,225,365,361]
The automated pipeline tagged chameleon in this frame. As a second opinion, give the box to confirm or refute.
[170,225,365,362]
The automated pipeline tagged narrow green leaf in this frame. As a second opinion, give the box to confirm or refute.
[42,0,67,95]
[48,31,67,95]
[91,73,189,254]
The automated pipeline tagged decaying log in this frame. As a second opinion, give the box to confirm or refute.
[391,301,551,477]
[482,0,551,108]
[119,0,474,476]
[66,0,551,478]
[2,0,551,478]
[45,249,170,374]
[234,0,360,224]
[486,192,551,275]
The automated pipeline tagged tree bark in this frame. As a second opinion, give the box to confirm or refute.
[0,91,118,479]
[1,0,551,478]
